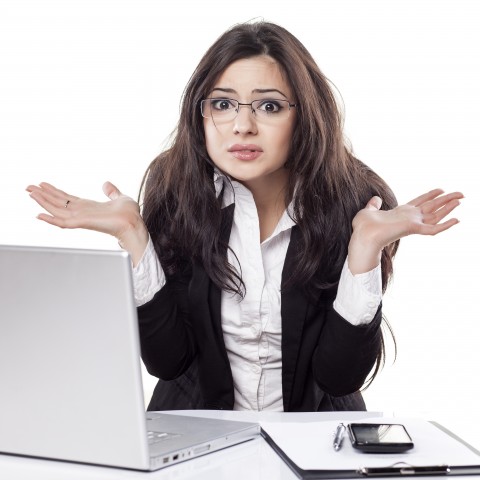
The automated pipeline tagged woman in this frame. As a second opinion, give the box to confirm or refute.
[27,21,462,412]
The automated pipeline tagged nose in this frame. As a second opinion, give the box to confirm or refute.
[233,104,258,135]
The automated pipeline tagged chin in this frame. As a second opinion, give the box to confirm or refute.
[219,165,261,182]
[228,172,263,184]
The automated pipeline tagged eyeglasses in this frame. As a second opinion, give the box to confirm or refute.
[200,98,297,124]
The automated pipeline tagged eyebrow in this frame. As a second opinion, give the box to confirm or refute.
[210,87,288,98]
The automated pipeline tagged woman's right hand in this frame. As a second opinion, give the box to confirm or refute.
[26,181,149,266]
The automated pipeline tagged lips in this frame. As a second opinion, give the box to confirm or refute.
[228,144,263,161]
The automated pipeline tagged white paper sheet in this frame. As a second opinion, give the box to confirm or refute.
[260,416,480,471]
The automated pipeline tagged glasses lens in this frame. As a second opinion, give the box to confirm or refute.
[252,99,291,121]
[201,98,238,119]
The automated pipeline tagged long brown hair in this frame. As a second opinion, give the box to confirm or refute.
[140,21,399,379]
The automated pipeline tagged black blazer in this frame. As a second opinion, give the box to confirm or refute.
[137,205,382,412]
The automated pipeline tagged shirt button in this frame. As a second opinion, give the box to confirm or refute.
[367,301,376,308]
[251,364,261,374]
[251,326,258,336]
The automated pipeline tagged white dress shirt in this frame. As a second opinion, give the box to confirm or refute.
[132,173,382,411]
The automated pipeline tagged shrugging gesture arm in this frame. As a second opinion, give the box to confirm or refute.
[348,188,463,275]
[28,182,197,379]
[27,181,149,266]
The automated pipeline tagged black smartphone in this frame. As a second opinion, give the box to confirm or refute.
[347,423,414,453]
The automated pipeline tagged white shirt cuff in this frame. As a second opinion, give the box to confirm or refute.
[333,257,382,326]
[132,236,165,307]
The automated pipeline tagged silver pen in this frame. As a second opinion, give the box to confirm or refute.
[333,423,346,451]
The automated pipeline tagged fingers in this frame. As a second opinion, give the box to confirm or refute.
[36,212,70,229]
[407,191,462,238]
[27,182,83,229]
[416,217,459,236]
[28,188,66,216]
[407,188,445,207]
[29,192,74,228]
[30,182,73,204]
[407,190,464,236]
[27,182,76,211]
[407,188,464,209]
[422,198,462,225]
[365,196,382,211]
[421,192,464,216]
[102,181,121,200]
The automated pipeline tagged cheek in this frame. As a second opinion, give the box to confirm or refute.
[274,123,295,153]
[203,123,226,167]
[203,123,215,159]
[203,120,222,153]
[203,119,211,145]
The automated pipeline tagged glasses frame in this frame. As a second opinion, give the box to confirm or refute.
[200,97,298,121]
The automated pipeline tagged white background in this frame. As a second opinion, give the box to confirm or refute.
[1,0,479,448]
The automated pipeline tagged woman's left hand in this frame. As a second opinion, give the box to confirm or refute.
[348,188,463,274]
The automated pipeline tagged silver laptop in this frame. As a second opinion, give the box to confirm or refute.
[0,244,259,471]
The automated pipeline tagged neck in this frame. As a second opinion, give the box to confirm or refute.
[240,168,289,210]
[240,169,289,242]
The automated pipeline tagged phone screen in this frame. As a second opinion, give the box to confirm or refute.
[348,423,413,452]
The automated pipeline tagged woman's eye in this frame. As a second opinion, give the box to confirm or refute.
[256,100,283,113]
[211,99,235,111]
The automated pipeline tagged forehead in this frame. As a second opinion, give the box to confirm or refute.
[211,55,292,97]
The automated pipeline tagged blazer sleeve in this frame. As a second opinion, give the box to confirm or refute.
[311,301,383,396]
[136,272,197,381]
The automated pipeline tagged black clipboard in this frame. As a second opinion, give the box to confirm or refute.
[260,422,480,479]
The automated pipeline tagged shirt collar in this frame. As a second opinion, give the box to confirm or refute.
[213,169,296,236]
[213,169,236,208]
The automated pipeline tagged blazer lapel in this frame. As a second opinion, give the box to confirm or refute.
[208,203,235,339]
[281,226,309,411]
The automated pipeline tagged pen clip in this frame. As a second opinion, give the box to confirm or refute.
[358,462,451,476]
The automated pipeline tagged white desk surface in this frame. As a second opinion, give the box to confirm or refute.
[1,410,479,480]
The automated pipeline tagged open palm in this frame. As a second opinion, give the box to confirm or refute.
[353,188,463,251]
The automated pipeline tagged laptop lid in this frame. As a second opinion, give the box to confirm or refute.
[0,244,259,470]
[0,245,152,469]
